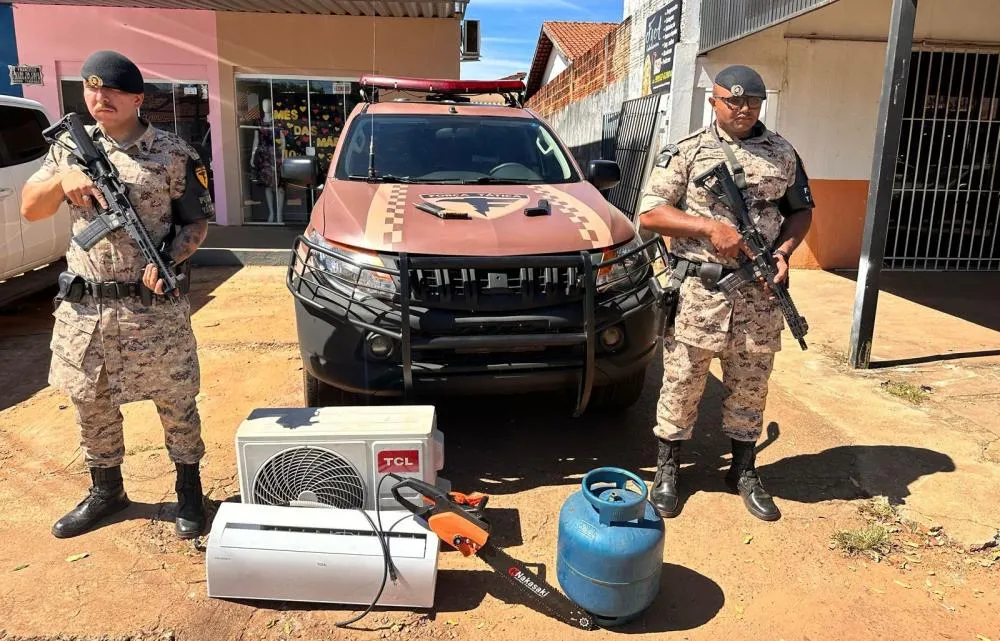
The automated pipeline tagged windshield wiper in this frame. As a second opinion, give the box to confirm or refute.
[347,174,415,183]
[462,177,538,185]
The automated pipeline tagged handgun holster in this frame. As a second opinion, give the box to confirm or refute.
[698,262,724,290]
[54,271,85,307]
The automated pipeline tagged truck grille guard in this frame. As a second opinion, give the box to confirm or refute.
[286,234,671,417]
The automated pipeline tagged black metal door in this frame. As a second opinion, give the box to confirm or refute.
[603,94,663,219]
[888,49,1000,270]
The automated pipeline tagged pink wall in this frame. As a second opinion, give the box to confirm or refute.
[13,5,229,224]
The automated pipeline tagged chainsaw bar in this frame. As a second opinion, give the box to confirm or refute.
[477,541,596,630]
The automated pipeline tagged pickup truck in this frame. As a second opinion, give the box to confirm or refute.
[0,95,70,306]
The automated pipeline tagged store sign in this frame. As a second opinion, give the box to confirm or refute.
[9,64,44,86]
[331,81,352,94]
[642,1,682,96]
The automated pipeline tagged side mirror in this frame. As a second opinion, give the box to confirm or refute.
[587,160,621,192]
[281,157,319,189]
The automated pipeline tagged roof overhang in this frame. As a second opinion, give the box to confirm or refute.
[525,29,556,98]
[1,0,468,18]
[699,0,840,53]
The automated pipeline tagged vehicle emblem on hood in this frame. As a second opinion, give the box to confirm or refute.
[420,193,530,219]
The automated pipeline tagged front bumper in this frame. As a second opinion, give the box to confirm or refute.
[286,234,671,417]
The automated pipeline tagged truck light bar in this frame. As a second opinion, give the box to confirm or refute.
[359,75,526,107]
[360,75,525,95]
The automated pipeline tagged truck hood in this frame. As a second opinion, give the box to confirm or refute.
[311,181,635,256]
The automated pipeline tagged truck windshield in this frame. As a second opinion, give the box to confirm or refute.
[335,114,579,184]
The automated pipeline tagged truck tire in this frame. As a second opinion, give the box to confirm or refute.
[587,368,646,413]
[303,369,369,407]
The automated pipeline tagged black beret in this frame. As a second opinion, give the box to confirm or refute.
[714,65,767,99]
[81,50,144,94]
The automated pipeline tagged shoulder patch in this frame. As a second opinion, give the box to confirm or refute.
[654,143,680,168]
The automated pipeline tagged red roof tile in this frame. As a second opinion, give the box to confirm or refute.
[525,20,619,98]
[544,21,618,60]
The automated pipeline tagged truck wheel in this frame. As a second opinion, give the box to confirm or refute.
[587,368,646,412]
[303,369,369,407]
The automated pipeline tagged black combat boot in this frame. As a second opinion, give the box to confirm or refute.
[650,438,683,518]
[174,462,206,539]
[52,465,130,538]
[725,438,780,521]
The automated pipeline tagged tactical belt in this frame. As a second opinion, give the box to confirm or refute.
[84,280,145,300]
[55,271,189,307]
[669,254,737,285]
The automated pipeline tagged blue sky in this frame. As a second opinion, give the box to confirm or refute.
[460,0,625,80]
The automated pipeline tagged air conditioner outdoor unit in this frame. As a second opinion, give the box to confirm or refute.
[461,19,481,61]
[235,405,445,512]
[205,501,439,608]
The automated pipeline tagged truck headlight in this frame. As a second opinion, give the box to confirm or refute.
[595,235,646,292]
[305,230,397,301]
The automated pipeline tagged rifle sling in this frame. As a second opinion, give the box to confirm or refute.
[709,124,748,191]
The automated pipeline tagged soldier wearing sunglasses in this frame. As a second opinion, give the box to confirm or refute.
[636,65,815,522]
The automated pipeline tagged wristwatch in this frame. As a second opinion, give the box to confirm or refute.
[773,248,790,262]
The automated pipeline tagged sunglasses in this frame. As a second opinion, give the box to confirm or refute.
[715,96,764,111]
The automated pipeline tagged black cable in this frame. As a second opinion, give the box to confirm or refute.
[333,507,392,628]
[333,474,413,628]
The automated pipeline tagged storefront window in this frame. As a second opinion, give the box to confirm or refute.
[58,79,215,204]
[235,76,360,225]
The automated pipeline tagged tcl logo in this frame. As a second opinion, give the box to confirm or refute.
[378,449,420,473]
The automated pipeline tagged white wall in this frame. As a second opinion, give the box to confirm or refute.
[542,49,569,86]
[787,0,1000,43]
[780,39,885,180]
[697,0,1000,181]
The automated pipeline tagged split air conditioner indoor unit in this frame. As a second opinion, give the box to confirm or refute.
[234,405,445,512]
[205,501,439,608]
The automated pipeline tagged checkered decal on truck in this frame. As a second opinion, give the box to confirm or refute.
[383,185,407,245]
[533,185,612,249]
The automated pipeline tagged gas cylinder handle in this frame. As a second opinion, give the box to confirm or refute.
[581,467,647,525]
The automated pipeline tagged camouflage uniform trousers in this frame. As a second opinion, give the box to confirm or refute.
[654,335,775,443]
[72,366,205,469]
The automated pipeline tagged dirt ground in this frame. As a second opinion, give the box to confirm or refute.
[0,266,997,641]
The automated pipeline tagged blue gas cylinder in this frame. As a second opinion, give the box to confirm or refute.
[556,467,664,627]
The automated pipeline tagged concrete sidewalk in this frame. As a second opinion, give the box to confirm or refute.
[763,269,1000,547]
[192,224,305,266]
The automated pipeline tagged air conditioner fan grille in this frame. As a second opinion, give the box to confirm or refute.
[252,446,366,509]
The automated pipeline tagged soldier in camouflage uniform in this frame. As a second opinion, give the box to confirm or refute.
[20,51,213,539]
[636,65,815,522]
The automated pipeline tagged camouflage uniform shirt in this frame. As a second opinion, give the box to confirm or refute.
[638,122,807,354]
[29,122,213,405]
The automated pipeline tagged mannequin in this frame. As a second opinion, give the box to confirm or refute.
[250,97,285,223]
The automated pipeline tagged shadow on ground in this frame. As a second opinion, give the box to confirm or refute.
[215,563,723,634]
[433,358,957,513]
[0,265,240,411]
[830,269,1000,367]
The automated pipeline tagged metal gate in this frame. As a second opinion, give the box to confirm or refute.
[887,48,1000,270]
[603,94,663,219]
[602,111,619,162]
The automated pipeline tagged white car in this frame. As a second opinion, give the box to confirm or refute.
[0,95,71,306]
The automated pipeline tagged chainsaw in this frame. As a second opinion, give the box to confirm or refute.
[389,475,596,631]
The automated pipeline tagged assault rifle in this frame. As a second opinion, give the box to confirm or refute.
[692,161,809,350]
[42,112,183,297]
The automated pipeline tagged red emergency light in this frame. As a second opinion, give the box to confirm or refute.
[359,75,526,95]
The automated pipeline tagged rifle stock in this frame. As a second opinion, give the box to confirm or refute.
[42,113,183,297]
[693,161,809,350]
